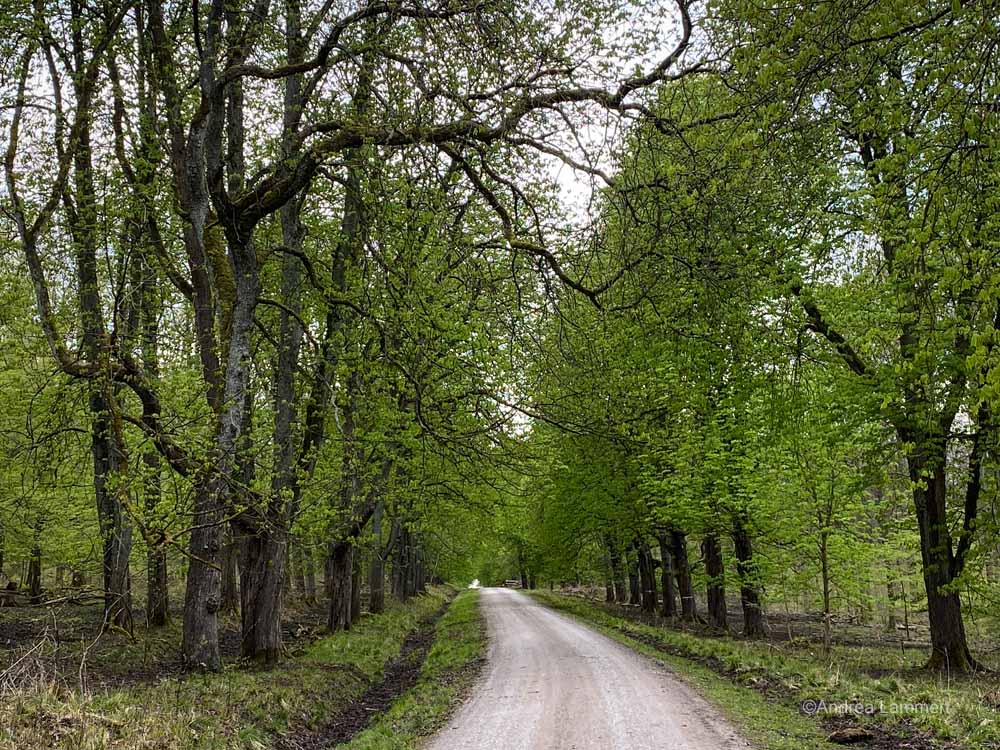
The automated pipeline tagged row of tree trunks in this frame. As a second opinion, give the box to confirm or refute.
[602,526,764,637]
[389,523,429,602]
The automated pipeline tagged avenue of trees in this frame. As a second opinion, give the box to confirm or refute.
[1,0,998,677]
[512,0,1000,674]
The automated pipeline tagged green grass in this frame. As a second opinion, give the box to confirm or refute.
[0,588,452,750]
[528,591,1000,750]
[336,588,486,749]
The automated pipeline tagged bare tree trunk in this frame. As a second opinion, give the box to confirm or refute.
[820,531,831,654]
[670,530,697,620]
[239,531,286,663]
[141,258,169,627]
[369,502,385,613]
[656,533,677,618]
[27,524,42,604]
[732,517,765,638]
[702,534,727,631]
[636,540,657,614]
[303,548,317,604]
[66,31,133,630]
[393,523,410,602]
[183,473,223,669]
[351,552,362,623]
[607,540,626,603]
[627,548,640,606]
[220,529,240,614]
[908,450,978,671]
[326,541,353,631]
[604,549,615,602]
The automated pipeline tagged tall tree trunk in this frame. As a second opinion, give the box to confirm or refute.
[908,450,977,671]
[393,523,410,601]
[182,225,260,669]
[732,517,765,638]
[607,541,626,603]
[27,524,42,604]
[820,531,831,654]
[350,551,362,623]
[369,502,386,614]
[239,531,286,663]
[303,547,317,604]
[141,257,168,627]
[670,530,697,620]
[183,473,223,669]
[604,549,615,602]
[406,542,418,598]
[627,549,640,606]
[389,520,402,600]
[234,0,311,664]
[220,529,240,614]
[702,534,727,631]
[67,42,133,630]
[656,533,677,618]
[326,541,353,631]
[636,541,657,614]
[291,544,308,598]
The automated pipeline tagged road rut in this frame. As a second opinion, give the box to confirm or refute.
[427,587,748,750]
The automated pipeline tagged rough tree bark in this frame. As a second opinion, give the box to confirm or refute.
[702,534,728,631]
[220,529,240,615]
[369,501,386,614]
[351,551,363,624]
[607,539,627,603]
[65,6,133,630]
[732,517,765,638]
[656,533,677,618]
[327,542,354,631]
[636,540,657,614]
[141,261,168,627]
[627,548,641,606]
[669,530,697,620]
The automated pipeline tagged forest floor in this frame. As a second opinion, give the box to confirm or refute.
[530,590,1000,750]
[0,585,485,749]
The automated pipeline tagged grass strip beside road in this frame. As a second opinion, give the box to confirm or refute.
[336,588,486,750]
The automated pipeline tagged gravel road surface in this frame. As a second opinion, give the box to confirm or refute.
[427,587,749,750]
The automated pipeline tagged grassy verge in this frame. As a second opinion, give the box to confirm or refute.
[336,588,486,750]
[528,591,1000,750]
[0,587,452,750]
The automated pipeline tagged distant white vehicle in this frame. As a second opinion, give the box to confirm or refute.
[468,579,481,589]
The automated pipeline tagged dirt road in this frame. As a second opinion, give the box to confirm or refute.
[427,588,748,750]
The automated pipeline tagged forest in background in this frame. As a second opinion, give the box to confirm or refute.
[0,0,998,712]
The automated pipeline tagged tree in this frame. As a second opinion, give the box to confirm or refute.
[713,0,1000,670]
